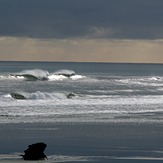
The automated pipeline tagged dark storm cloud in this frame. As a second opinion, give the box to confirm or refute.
[0,0,163,39]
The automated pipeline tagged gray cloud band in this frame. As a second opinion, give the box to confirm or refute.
[0,0,163,39]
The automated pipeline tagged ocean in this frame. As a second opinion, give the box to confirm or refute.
[0,61,163,124]
[0,61,163,162]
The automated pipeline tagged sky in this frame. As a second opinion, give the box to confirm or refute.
[0,0,163,63]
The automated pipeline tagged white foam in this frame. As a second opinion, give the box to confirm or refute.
[0,75,5,79]
[148,76,162,81]
[1,94,163,121]
[48,74,67,81]
[48,74,85,81]
[70,75,85,80]
[0,154,92,162]
[0,154,162,163]
[0,75,25,80]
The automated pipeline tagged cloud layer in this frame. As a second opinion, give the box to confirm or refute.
[1,37,163,63]
[0,0,163,39]
[1,1,163,63]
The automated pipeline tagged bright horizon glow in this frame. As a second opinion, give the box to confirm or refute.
[1,37,163,63]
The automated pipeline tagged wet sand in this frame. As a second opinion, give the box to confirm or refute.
[0,122,163,162]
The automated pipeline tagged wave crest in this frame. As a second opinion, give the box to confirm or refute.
[1,69,86,81]
[10,69,49,81]
[53,69,75,77]
[48,69,85,81]
[9,91,77,100]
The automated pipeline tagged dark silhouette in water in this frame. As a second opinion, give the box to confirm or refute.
[67,92,76,99]
[10,92,26,100]
[21,142,47,160]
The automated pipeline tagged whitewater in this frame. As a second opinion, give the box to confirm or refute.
[0,61,163,124]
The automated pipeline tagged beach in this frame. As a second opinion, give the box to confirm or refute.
[0,121,163,162]
[1,62,163,162]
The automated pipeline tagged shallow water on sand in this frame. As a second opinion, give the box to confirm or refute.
[1,62,163,162]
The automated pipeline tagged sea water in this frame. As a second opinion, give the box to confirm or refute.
[0,61,163,124]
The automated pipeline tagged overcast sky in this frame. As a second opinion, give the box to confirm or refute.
[1,0,163,63]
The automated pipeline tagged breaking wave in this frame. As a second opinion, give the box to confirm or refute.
[48,69,85,81]
[0,69,85,81]
[8,91,77,100]
[53,69,75,77]
[10,69,49,81]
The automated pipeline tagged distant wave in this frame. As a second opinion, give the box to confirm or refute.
[53,69,75,77]
[148,76,162,81]
[10,69,49,81]
[48,69,85,81]
[9,91,77,100]
[117,76,163,86]
[2,69,86,81]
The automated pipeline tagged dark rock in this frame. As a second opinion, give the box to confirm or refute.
[21,142,47,160]
[10,93,26,100]
[67,92,76,99]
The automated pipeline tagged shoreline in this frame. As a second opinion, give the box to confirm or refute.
[0,121,163,162]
